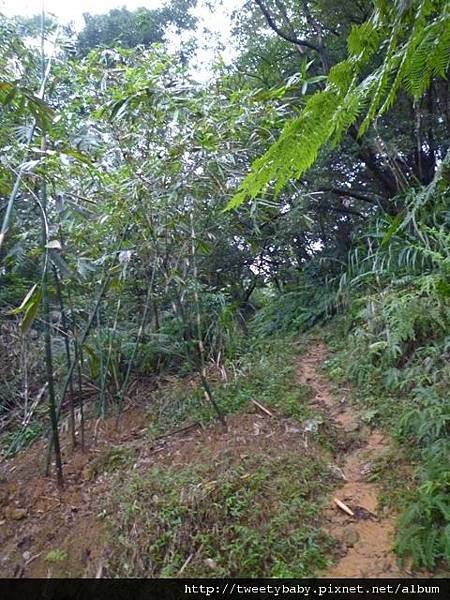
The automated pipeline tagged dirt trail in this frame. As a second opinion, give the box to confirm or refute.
[1,340,416,578]
[297,341,409,578]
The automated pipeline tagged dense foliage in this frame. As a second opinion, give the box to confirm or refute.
[0,0,449,571]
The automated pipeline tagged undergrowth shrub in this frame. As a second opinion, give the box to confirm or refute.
[252,283,336,337]
[324,176,450,569]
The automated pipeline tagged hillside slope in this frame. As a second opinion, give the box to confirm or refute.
[0,336,432,578]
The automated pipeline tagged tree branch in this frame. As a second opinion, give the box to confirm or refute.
[316,204,364,218]
[254,0,322,53]
[316,186,381,205]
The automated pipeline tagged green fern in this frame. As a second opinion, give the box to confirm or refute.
[395,440,450,568]
[328,166,450,569]
[229,0,450,208]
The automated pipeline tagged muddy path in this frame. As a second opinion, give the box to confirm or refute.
[1,339,419,578]
[297,341,410,578]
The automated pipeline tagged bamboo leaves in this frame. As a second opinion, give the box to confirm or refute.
[8,284,42,333]
[0,81,55,130]
[20,290,42,333]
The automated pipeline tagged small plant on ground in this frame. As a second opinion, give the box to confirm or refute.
[106,452,334,577]
[45,548,67,563]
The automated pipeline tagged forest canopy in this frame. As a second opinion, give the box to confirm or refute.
[0,0,449,577]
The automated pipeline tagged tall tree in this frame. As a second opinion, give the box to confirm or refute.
[77,2,198,56]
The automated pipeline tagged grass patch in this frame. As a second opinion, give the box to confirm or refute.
[105,335,336,577]
[1,420,45,459]
[146,337,316,439]
[45,548,68,563]
[106,451,334,577]
[84,446,137,480]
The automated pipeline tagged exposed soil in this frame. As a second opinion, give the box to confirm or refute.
[0,377,325,577]
[296,341,411,578]
[0,403,155,577]
[0,339,419,578]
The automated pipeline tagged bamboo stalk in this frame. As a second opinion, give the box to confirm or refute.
[39,7,63,488]
[190,211,225,426]
[53,265,76,449]
[100,263,127,418]
[40,164,63,487]
[115,255,158,427]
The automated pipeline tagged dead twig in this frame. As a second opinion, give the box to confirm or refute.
[178,544,204,575]
[252,400,274,417]
[154,422,201,441]
[25,552,42,567]
[333,497,355,517]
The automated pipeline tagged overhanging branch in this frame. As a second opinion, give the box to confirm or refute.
[254,0,322,53]
[316,186,381,205]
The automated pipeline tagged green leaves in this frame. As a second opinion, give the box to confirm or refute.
[0,80,55,131]
[8,284,38,315]
[25,94,54,131]
[108,96,135,121]
[59,147,92,165]
[380,213,404,248]
[229,0,450,208]
[20,289,42,333]
[8,284,42,333]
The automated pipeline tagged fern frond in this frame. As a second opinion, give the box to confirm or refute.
[228,0,450,209]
